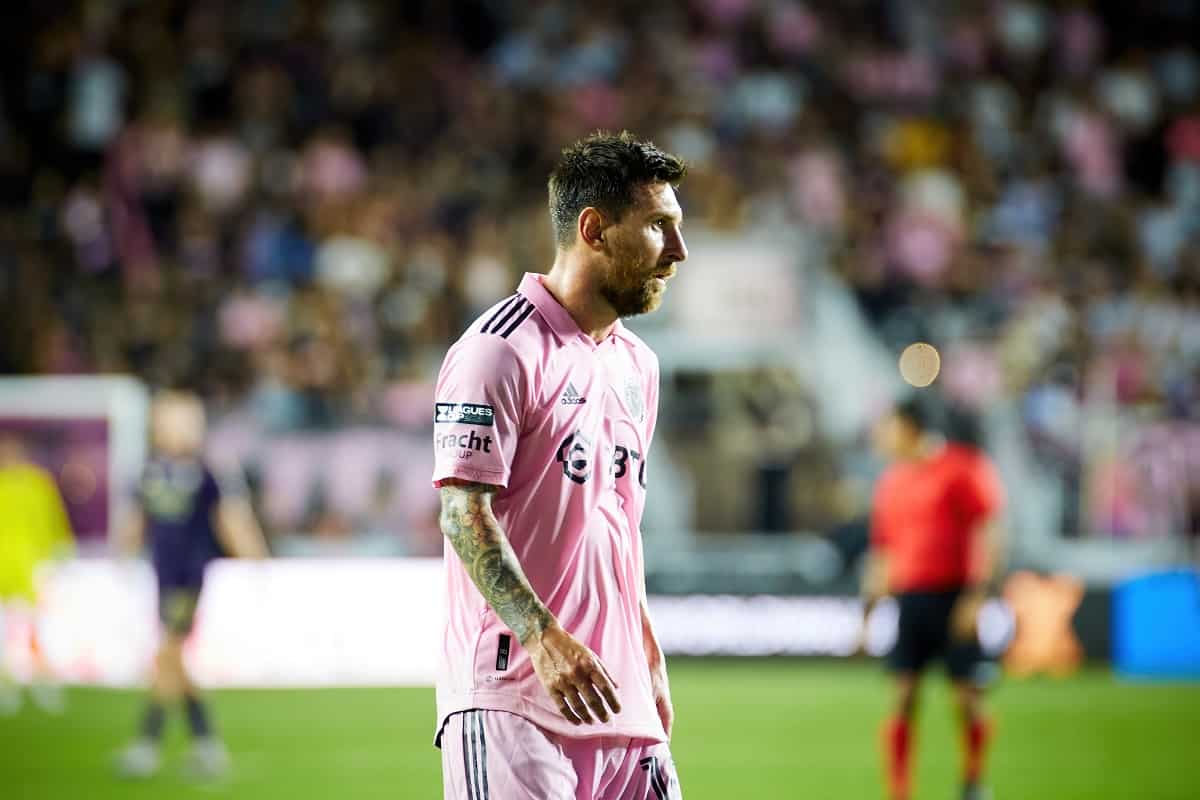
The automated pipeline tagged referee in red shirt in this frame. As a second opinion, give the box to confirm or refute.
[862,396,1005,800]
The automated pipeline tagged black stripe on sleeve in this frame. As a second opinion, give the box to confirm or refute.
[499,302,536,338]
[486,297,527,334]
[481,295,519,333]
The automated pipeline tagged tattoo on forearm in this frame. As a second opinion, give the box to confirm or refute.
[440,483,553,644]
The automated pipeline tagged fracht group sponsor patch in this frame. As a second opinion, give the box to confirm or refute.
[434,402,495,426]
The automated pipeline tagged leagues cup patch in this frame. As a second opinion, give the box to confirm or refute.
[624,375,645,422]
[435,402,495,426]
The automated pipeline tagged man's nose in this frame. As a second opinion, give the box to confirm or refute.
[668,229,688,264]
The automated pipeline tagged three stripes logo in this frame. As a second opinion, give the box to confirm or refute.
[560,382,587,405]
[481,294,535,339]
[461,711,490,800]
[459,711,674,800]
[639,755,677,799]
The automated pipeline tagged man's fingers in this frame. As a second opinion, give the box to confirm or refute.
[560,688,593,724]
[589,660,622,714]
[594,674,622,715]
[554,690,585,725]
[577,682,610,723]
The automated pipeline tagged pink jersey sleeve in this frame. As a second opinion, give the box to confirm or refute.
[432,334,528,489]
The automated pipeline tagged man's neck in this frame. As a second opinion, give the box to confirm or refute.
[541,255,619,343]
[901,435,945,463]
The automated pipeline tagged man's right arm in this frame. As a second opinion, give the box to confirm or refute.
[859,481,891,652]
[860,550,889,618]
[438,479,555,644]
[114,507,146,558]
[862,480,891,615]
[438,478,621,725]
[214,496,269,559]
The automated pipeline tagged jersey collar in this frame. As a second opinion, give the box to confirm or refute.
[518,272,627,348]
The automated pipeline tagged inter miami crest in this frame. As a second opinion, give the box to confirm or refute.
[623,374,645,423]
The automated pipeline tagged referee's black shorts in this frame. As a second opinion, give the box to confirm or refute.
[886,588,993,685]
[158,585,202,637]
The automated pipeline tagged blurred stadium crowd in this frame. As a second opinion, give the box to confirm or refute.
[2,0,1199,554]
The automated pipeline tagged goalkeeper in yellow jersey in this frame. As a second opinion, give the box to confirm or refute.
[0,431,74,715]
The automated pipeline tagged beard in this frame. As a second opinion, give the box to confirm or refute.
[600,250,668,318]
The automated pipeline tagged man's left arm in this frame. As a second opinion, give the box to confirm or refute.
[41,472,75,559]
[210,467,269,559]
[951,452,1007,640]
[952,517,1005,640]
[639,360,673,736]
[640,578,673,737]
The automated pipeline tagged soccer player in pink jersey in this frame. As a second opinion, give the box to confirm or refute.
[432,132,688,799]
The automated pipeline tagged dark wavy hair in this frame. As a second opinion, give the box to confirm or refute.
[894,392,944,435]
[548,131,686,248]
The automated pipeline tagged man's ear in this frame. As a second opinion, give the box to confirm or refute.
[579,207,607,252]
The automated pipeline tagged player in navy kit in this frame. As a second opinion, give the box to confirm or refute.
[115,390,267,779]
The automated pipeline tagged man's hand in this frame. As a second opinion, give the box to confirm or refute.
[951,588,987,641]
[639,594,673,736]
[649,660,674,737]
[525,623,622,726]
[854,612,872,658]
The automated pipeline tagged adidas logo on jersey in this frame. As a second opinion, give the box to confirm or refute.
[560,382,587,405]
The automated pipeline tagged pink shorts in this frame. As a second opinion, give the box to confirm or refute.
[440,710,682,800]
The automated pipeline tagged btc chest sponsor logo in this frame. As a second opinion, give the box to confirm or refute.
[555,432,647,488]
[556,430,594,484]
[434,402,495,426]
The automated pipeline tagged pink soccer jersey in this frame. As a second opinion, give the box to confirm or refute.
[432,272,665,744]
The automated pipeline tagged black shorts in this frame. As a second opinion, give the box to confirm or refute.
[159,587,201,636]
[887,589,993,685]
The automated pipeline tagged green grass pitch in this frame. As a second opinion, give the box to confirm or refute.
[4,660,1198,798]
